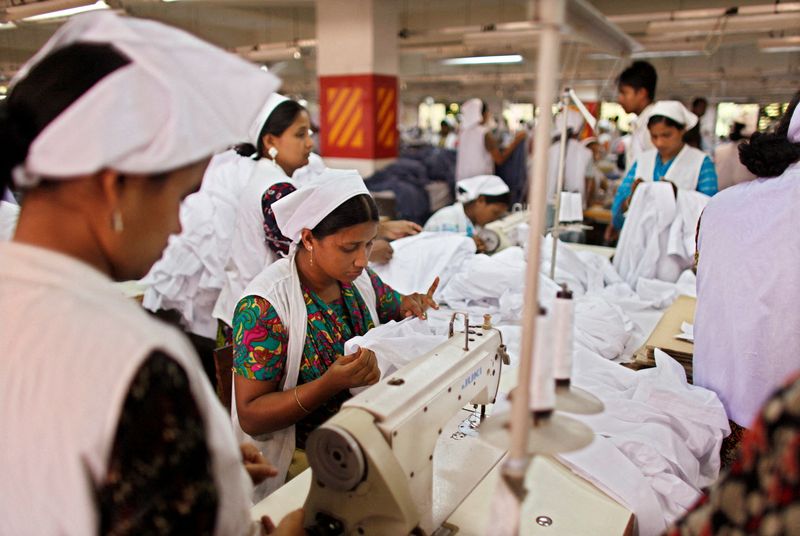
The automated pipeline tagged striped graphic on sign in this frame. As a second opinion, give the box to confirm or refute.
[326,86,365,149]
[375,86,396,149]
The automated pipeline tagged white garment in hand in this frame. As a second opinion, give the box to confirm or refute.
[369,232,476,296]
[0,200,20,241]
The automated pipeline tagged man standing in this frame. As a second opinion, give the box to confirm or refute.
[616,61,658,170]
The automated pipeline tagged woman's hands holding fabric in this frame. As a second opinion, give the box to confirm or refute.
[401,277,440,319]
[240,442,278,485]
[324,347,381,391]
[369,239,393,264]
[378,219,422,240]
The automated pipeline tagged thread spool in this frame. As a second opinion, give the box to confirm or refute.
[530,305,555,418]
[552,284,574,386]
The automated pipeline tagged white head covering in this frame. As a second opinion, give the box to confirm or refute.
[649,101,698,131]
[581,136,598,147]
[788,102,800,143]
[247,93,290,146]
[460,98,484,129]
[273,169,370,244]
[456,174,509,203]
[443,115,457,128]
[552,109,585,137]
[10,12,280,186]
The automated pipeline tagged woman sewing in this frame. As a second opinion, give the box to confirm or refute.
[424,174,511,252]
[232,170,438,499]
[607,100,718,238]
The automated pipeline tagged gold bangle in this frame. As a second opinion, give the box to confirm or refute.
[294,386,311,414]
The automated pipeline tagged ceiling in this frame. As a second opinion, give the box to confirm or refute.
[1,0,798,110]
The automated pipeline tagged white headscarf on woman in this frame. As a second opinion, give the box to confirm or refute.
[456,174,509,203]
[649,101,699,130]
[247,93,290,146]
[11,11,280,187]
[460,98,484,130]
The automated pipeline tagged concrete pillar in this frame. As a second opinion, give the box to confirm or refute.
[316,0,398,178]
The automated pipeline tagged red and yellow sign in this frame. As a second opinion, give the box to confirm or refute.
[319,74,398,159]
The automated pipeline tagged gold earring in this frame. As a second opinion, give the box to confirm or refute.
[308,246,314,266]
[111,209,124,233]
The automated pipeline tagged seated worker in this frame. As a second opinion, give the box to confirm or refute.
[607,100,718,240]
[423,174,510,252]
[232,169,438,500]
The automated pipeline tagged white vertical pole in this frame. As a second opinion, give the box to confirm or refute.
[549,89,570,280]
[505,0,566,477]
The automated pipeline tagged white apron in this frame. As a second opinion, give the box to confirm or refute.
[636,144,706,191]
[232,253,379,500]
[0,242,255,536]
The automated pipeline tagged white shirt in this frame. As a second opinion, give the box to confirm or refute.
[423,202,475,237]
[0,200,20,241]
[627,103,655,170]
[546,138,593,203]
[456,124,493,180]
[694,163,800,427]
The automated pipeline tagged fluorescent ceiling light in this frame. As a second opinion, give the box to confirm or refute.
[632,50,704,59]
[0,21,16,30]
[441,54,523,66]
[11,0,109,22]
[759,36,800,53]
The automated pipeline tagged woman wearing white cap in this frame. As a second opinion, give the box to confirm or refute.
[231,170,438,499]
[607,100,718,238]
[423,174,511,252]
[0,12,303,535]
[693,91,800,461]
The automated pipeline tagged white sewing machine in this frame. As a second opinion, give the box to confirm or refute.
[478,206,530,254]
[302,313,508,535]
[252,314,633,535]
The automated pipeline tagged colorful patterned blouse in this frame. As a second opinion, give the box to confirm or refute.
[233,268,403,447]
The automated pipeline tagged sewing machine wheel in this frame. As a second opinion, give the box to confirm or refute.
[306,424,367,492]
[477,228,500,254]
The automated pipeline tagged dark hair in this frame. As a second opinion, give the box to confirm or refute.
[481,101,488,116]
[617,61,657,100]
[235,100,307,160]
[729,122,747,142]
[692,97,708,108]
[311,194,380,239]
[648,114,685,131]
[0,43,131,194]
[465,192,511,206]
[739,91,800,178]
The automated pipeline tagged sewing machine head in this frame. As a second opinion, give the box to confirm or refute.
[478,206,530,254]
[303,313,509,535]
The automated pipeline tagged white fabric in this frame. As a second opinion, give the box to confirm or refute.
[614,182,709,287]
[213,159,290,325]
[370,232,476,295]
[627,103,655,170]
[423,202,475,236]
[234,254,379,500]
[546,139,593,203]
[456,123,493,181]
[551,109,585,137]
[344,317,441,395]
[456,174,509,203]
[142,150,257,337]
[0,242,255,536]
[694,163,800,426]
[636,145,706,191]
[648,100,699,131]
[460,98,483,129]
[0,200,20,241]
[273,169,368,244]
[291,152,326,186]
[789,102,800,142]
[12,12,279,183]
[248,93,289,146]
[714,141,756,190]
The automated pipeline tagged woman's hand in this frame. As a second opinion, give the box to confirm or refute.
[261,509,305,535]
[323,347,381,392]
[472,235,486,253]
[369,238,393,264]
[378,219,422,240]
[240,442,278,485]
[401,277,440,319]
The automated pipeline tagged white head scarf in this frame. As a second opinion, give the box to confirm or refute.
[788,102,800,143]
[247,93,290,146]
[273,169,370,244]
[11,12,280,186]
[460,98,484,130]
[552,109,585,137]
[456,174,509,203]
[649,101,699,131]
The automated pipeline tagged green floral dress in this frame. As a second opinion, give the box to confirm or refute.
[233,268,403,447]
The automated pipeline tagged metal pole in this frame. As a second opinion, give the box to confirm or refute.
[504,0,565,481]
[549,89,570,280]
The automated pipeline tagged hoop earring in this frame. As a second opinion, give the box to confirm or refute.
[111,209,124,233]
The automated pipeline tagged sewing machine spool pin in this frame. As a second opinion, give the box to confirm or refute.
[448,312,470,350]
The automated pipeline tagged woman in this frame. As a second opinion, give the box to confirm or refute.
[455,98,526,181]
[0,12,301,535]
[232,170,438,499]
[424,174,511,252]
[693,91,800,464]
[608,100,718,237]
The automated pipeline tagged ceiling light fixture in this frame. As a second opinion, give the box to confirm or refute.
[441,54,523,66]
[758,36,800,53]
[2,0,108,22]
